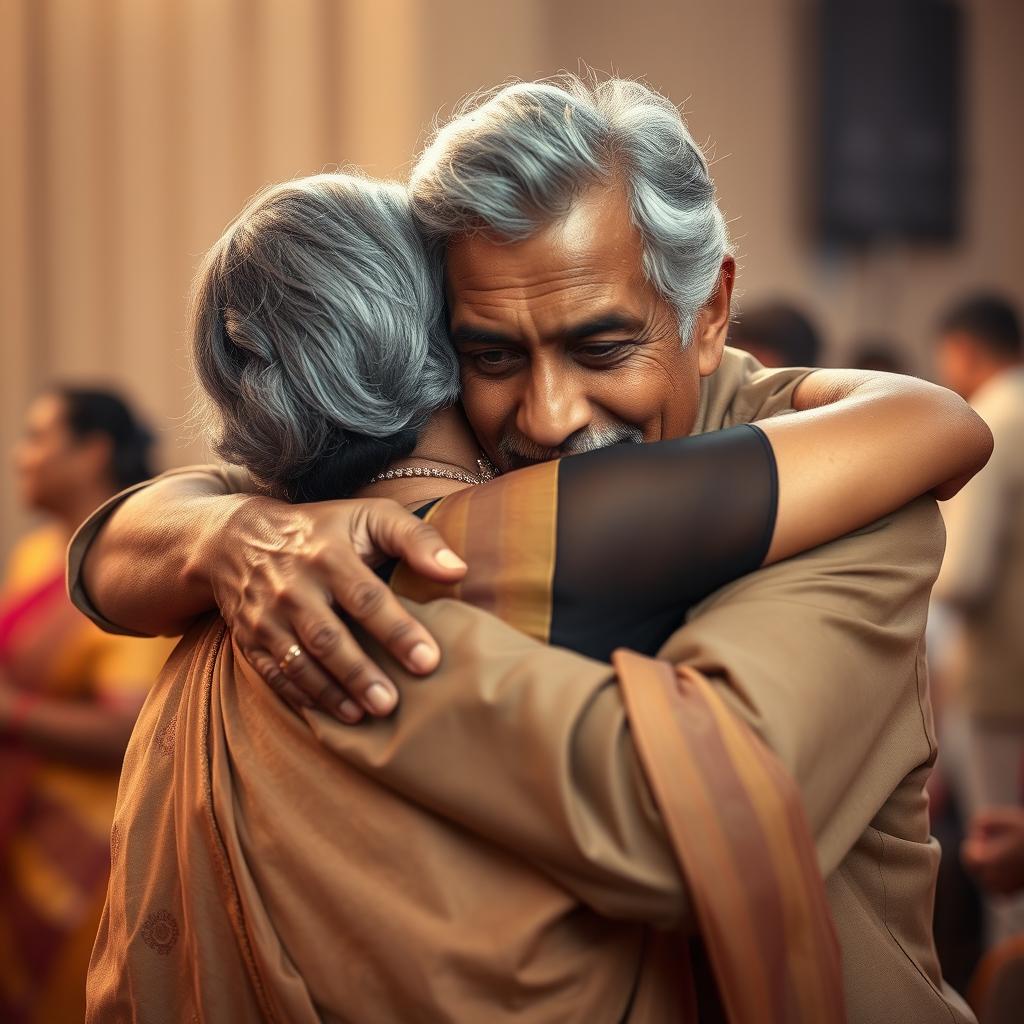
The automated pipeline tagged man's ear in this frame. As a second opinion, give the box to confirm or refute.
[694,256,735,377]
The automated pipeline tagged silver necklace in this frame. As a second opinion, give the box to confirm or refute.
[370,455,498,487]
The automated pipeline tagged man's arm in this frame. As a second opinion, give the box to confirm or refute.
[71,466,252,637]
[71,467,468,719]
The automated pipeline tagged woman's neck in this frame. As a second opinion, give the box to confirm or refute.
[407,405,481,474]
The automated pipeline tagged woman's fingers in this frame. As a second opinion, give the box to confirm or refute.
[322,546,446,677]
[361,501,468,581]
[242,647,315,714]
[220,496,470,721]
[291,611,399,718]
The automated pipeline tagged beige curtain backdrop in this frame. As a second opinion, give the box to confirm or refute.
[2,0,1022,561]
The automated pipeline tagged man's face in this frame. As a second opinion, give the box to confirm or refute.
[446,183,733,471]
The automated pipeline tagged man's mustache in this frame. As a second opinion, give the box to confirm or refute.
[497,423,645,467]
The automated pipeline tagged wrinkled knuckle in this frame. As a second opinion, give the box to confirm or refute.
[271,585,301,611]
[308,540,344,569]
[311,677,339,707]
[250,620,275,646]
[385,619,416,647]
[261,664,288,692]
[341,661,373,694]
[409,521,440,545]
[302,622,339,658]
[345,580,386,618]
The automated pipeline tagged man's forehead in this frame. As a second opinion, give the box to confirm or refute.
[446,182,643,291]
[449,309,650,347]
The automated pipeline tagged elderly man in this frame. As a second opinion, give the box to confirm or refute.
[73,78,970,1022]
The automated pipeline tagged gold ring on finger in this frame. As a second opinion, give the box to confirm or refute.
[278,643,305,672]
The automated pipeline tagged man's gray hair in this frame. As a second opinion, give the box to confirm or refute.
[190,172,459,498]
[410,75,730,344]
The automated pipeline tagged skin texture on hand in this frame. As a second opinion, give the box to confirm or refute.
[209,495,467,722]
[80,469,467,722]
[962,806,1024,895]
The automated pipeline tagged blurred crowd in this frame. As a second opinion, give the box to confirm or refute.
[0,295,1021,1019]
[730,293,1024,1016]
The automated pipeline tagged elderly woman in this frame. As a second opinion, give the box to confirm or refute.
[77,168,990,1022]
[0,388,173,1024]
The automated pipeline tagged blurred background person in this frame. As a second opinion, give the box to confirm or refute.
[964,806,1024,898]
[961,805,1024,1024]
[850,337,911,375]
[0,387,174,1024]
[727,301,823,367]
[930,294,1024,951]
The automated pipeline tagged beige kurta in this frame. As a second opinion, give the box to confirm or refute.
[76,349,973,1023]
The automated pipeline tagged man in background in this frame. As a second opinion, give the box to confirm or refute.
[728,300,822,367]
[933,294,1024,945]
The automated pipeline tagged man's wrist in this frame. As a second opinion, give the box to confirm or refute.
[185,493,265,602]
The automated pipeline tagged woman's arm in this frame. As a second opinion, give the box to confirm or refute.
[73,370,991,710]
[390,371,991,662]
[763,369,992,563]
[76,469,468,718]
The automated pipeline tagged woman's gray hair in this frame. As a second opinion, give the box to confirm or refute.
[410,74,730,345]
[190,172,459,500]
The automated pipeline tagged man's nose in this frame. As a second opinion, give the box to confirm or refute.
[515,363,591,450]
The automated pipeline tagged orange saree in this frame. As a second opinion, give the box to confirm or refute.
[0,528,171,1024]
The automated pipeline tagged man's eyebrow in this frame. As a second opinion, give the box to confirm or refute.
[449,325,519,348]
[563,313,646,341]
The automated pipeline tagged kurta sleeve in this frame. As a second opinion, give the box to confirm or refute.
[67,465,256,635]
[289,604,694,928]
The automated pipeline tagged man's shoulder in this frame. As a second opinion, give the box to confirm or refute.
[695,348,813,433]
[695,496,945,617]
[829,496,945,570]
[783,496,945,586]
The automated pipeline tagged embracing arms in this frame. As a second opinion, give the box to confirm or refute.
[72,367,990,715]
[296,495,945,924]
[763,368,989,562]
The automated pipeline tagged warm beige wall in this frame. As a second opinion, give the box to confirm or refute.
[3,0,1022,562]
[547,0,1024,370]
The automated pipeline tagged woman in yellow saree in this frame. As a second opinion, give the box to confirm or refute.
[84,175,990,1022]
[0,389,174,1023]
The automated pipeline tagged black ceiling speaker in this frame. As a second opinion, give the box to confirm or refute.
[820,0,962,244]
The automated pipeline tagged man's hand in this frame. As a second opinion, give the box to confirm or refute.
[205,495,467,723]
[962,806,1024,895]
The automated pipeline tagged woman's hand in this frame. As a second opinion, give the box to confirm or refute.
[202,495,467,723]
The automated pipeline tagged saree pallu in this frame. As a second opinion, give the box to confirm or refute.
[89,458,842,1023]
[0,528,170,1024]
